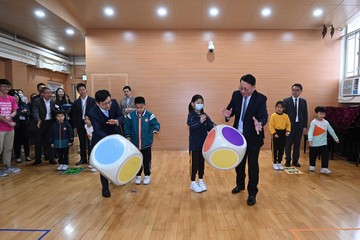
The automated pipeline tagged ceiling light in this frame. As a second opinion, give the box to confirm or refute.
[261,8,271,17]
[58,46,65,51]
[313,9,323,17]
[34,10,45,18]
[209,7,219,17]
[157,7,167,17]
[104,7,115,17]
[66,29,74,35]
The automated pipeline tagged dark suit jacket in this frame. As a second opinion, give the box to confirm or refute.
[283,97,308,129]
[31,97,55,128]
[226,90,268,149]
[87,99,124,147]
[72,96,96,130]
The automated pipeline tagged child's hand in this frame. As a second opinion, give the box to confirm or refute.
[200,114,207,123]
[68,143,73,146]
[335,139,340,143]
[153,130,159,134]
[274,134,279,138]
[126,137,131,141]
[51,144,54,148]
[308,141,313,147]
[285,132,290,136]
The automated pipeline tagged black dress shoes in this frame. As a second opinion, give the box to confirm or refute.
[231,186,245,194]
[247,195,256,206]
[49,160,57,164]
[292,162,301,167]
[102,189,111,198]
[76,160,87,165]
[285,161,290,167]
[32,161,41,166]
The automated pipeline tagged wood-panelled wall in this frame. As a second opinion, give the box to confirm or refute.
[86,29,341,150]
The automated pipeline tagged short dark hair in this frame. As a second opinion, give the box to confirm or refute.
[134,96,145,105]
[55,110,65,117]
[315,106,326,113]
[292,83,303,91]
[240,74,256,86]
[95,89,111,103]
[123,86,131,91]
[0,79,11,86]
[40,87,51,94]
[37,83,46,89]
[275,101,285,108]
[76,83,86,91]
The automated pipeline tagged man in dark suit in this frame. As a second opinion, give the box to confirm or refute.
[32,87,56,165]
[221,74,268,206]
[283,83,308,167]
[72,83,96,165]
[87,90,124,198]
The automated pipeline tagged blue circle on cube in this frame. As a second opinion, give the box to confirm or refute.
[95,138,124,164]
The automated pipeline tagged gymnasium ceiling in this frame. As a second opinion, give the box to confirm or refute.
[0,0,360,57]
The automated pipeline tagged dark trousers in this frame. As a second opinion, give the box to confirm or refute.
[78,123,90,162]
[235,147,260,197]
[190,151,204,181]
[14,121,30,158]
[35,120,53,162]
[309,145,329,168]
[56,148,69,165]
[285,123,303,164]
[137,147,152,176]
[272,129,286,163]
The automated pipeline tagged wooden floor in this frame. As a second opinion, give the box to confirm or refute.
[1,147,360,240]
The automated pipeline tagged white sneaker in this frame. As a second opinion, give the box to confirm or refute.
[309,166,316,172]
[135,176,142,185]
[198,179,207,191]
[91,168,98,172]
[61,165,69,171]
[0,170,8,177]
[16,158,21,163]
[190,181,203,193]
[143,176,151,185]
[320,168,332,174]
[4,166,21,173]
[57,164,64,171]
[273,164,279,170]
[277,164,284,170]
[25,156,32,161]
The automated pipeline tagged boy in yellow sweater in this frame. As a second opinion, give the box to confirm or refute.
[269,101,291,170]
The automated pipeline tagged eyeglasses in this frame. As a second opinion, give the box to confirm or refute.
[100,101,112,106]
[239,87,251,93]
[292,88,301,92]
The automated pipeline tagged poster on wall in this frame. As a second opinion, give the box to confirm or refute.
[48,81,64,92]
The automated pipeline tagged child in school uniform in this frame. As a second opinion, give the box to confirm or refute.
[50,111,74,171]
[308,106,339,174]
[84,115,97,172]
[187,94,215,193]
[124,96,160,185]
[269,101,291,170]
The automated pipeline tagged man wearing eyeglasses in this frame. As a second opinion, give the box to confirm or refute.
[87,89,124,198]
[283,83,308,168]
[221,74,268,206]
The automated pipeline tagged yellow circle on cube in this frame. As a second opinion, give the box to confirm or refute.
[210,149,238,169]
[118,156,142,183]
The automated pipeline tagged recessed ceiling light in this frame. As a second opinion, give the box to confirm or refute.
[209,7,219,17]
[104,7,115,17]
[157,7,167,17]
[261,8,271,17]
[34,10,45,18]
[66,28,74,35]
[313,9,323,17]
[58,46,65,51]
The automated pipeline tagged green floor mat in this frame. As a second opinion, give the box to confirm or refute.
[59,168,85,175]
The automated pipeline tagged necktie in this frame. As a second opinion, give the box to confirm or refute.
[241,97,248,121]
[294,98,298,120]
[105,110,109,118]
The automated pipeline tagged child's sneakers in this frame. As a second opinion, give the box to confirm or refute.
[320,168,332,175]
[198,179,207,191]
[62,165,69,171]
[135,176,142,185]
[4,166,21,173]
[309,166,316,172]
[273,164,279,170]
[57,164,63,171]
[190,181,203,193]
[143,176,151,185]
[277,164,284,170]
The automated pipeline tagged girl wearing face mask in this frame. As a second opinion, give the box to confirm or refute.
[187,94,215,193]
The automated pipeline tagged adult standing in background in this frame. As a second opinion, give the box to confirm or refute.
[72,83,96,165]
[119,86,135,133]
[34,83,46,99]
[221,74,268,206]
[284,83,308,167]
[32,87,56,165]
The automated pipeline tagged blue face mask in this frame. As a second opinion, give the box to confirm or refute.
[195,103,203,111]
